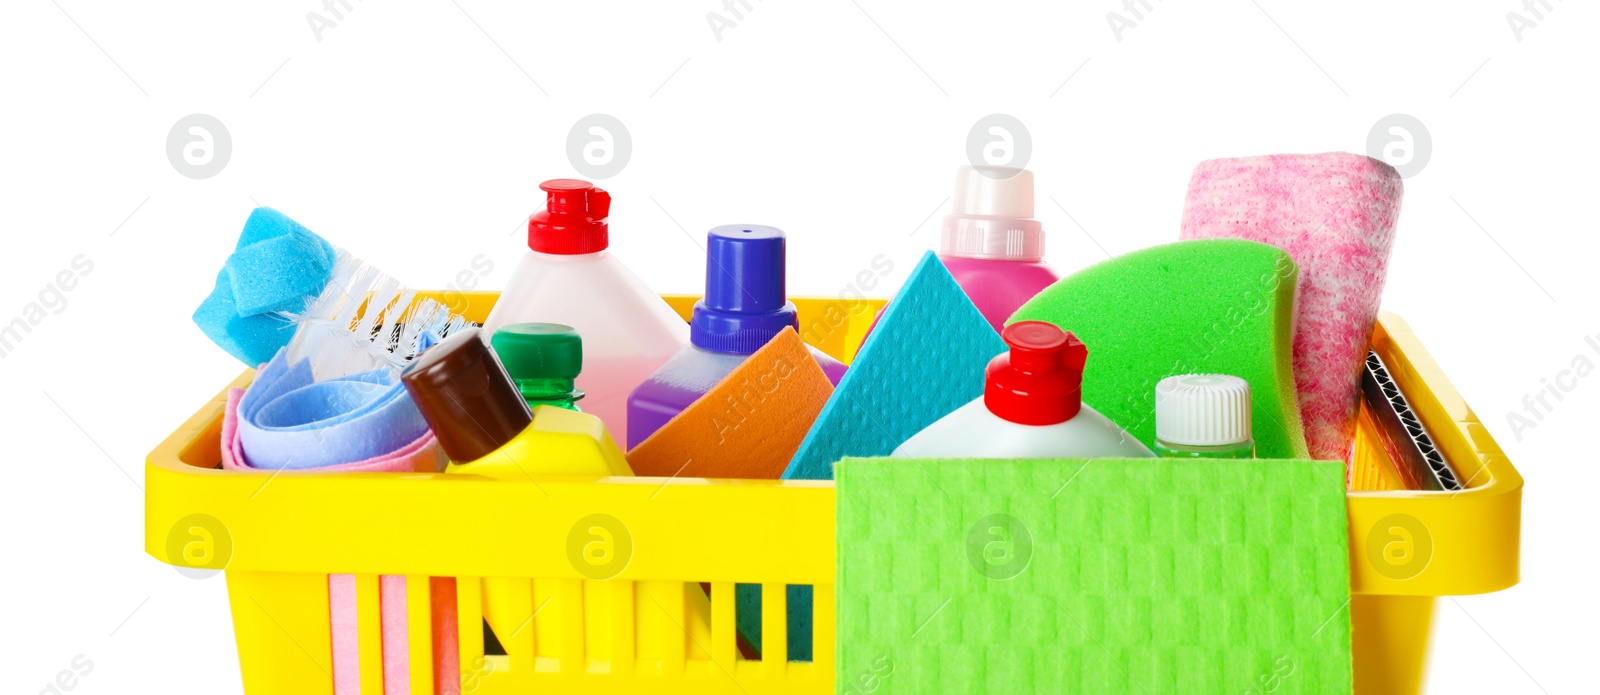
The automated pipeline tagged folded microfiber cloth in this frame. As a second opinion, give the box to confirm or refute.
[220,387,443,474]
[1009,239,1309,459]
[193,207,336,366]
[236,348,432,470]
[1181,152,1402,461]
[836,457,1353,694]
[783,251,1006,481]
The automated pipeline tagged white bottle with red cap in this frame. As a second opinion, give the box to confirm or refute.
[892,321,1154,458]
[482,179,689,444]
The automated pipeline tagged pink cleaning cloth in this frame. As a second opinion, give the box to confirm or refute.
[1180,152,1403,461]
[328,576,463,695]
[221,388,446,694]
[329,574,360,691]
[325,575,416,695]
[380,575,410,693]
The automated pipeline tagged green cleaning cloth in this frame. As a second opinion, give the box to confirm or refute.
[836,457,1352,694]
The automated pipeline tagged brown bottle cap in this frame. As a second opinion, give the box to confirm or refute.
[401,327,532,463]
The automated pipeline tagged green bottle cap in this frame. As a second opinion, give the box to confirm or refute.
[490,323,583,381]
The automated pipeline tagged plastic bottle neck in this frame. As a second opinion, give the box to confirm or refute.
[1154,438,1255,459]
[940,215,1046,261]
[515,377,583,411]
[530,248,606,261]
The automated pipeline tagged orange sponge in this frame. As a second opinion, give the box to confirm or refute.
[627,327,832,479]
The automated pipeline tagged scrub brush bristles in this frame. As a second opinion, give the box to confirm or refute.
[286,248,472,379]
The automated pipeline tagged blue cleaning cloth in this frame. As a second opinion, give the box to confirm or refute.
[236,348,430,470]
[783,251,1006,480]
[741,252,1006,662]
[416,330,441,354]
[193,270,298,366]
[194,207,336,366]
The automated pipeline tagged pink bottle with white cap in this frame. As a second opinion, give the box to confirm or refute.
[939,165,1061,332]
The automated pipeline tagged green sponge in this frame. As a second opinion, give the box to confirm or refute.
[1008,239,1308,459]
[836,457,1353,694]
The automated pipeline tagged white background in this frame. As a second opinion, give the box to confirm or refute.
[1,1,1594,693]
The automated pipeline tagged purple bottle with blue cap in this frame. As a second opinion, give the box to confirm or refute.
[625,224,847,449]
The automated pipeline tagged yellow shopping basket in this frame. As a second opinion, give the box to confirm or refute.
[144,292,1521,695]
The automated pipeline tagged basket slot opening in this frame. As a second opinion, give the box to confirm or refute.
[483,620,506,656]
[734,583,815,664]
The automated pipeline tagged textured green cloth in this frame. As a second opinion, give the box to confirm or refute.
[836,457,1352,694]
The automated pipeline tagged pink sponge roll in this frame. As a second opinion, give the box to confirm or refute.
[1181,152,1403,462]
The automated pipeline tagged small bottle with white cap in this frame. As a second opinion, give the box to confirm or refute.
[1153,374,1256,459]
[938,165,1061,332]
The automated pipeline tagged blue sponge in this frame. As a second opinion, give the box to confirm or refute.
[742,252,1005,662]
[193,208,334,367]
[193,270,296,366]
[783,251,1006,480]
[225,208,335,316]
[235,206,320,250]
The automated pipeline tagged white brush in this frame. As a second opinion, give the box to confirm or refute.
[284,247,472,380]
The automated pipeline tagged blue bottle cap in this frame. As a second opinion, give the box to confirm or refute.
[690,224,798,354]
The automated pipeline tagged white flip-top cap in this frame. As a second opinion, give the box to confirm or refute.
[941,165,1045,261]
[1155,374,1253,447]
[952,165,1034,216]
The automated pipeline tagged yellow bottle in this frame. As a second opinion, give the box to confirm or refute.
[402,327,625,478]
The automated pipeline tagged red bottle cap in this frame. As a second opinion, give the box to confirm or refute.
[528,179,611,255]
[984,321,1088,426]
